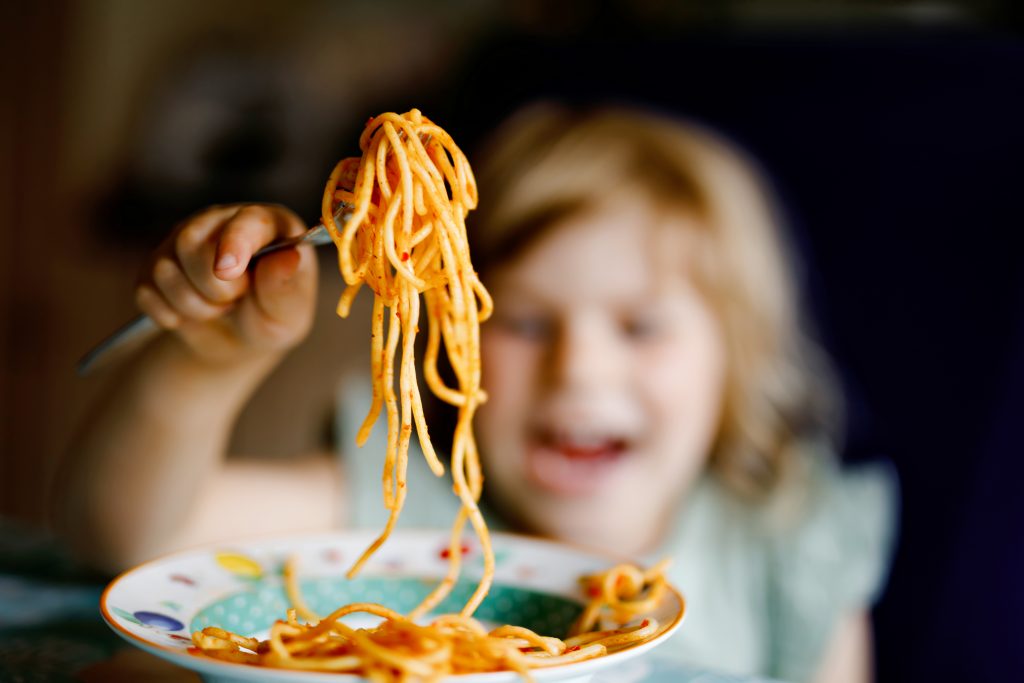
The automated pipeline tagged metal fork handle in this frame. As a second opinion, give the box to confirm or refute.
[76,220,341,377]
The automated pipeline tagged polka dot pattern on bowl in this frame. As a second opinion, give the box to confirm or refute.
[190,576,582,636]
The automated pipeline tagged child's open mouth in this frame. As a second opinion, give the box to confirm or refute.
[525,429,631,496]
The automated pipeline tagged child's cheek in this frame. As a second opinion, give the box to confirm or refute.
[641,331,726,440]
[480,330,544,438]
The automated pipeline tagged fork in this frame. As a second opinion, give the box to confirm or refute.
[75,207,351,376]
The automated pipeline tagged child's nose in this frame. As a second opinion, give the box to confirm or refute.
[547,316,625,390]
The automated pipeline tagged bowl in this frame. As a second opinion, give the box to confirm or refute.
[101,530,685,682]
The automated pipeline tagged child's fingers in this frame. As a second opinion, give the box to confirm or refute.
[175,226,249,306]
[151,257,232,322]
[251,248,306,321]
[175,204,244,244]
[238,245,316,339]
[135,283,181,329]
[137,203,315,353]
[168,204,255,305]
[213,205,305,281]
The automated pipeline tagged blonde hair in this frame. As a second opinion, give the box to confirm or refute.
[469,103,840,499]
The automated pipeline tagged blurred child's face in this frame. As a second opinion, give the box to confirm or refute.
[477,197,726,555]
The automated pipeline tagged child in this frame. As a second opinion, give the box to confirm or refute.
[55,103,894,682]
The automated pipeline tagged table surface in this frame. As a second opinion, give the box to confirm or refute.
[0,520,782,683]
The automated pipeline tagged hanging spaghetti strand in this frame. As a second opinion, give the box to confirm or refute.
[321,110,491,611]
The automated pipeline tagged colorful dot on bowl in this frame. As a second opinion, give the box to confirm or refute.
[134,611,185,631]
[216,552,263,579]
[112,606,142,625]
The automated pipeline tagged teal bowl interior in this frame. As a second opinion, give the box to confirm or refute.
[189,576,583,637]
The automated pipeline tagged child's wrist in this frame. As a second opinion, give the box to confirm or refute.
[121,333,284,431]
[159,331,284,374]
[143,332,284,393]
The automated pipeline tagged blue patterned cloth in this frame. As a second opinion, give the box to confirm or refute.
[0,520,121,682]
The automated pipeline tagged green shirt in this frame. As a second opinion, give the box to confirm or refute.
[337,381,896,682]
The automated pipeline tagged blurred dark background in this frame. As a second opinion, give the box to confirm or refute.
[3,1,1023,681]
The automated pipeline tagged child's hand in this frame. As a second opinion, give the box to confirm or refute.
[135,204,318,365]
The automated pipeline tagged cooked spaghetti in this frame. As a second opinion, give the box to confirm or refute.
[191,558,668,680]
[189,110,671,679]
[570,558,672,636]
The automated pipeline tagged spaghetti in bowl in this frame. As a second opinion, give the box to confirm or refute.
[101,530,685,682]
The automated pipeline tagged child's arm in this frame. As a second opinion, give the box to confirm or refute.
[52,204,326,573]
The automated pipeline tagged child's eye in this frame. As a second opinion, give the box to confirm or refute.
[495,313,553,342]
[620,315,662,341]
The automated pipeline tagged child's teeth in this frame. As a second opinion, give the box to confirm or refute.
[554,433,609,448]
